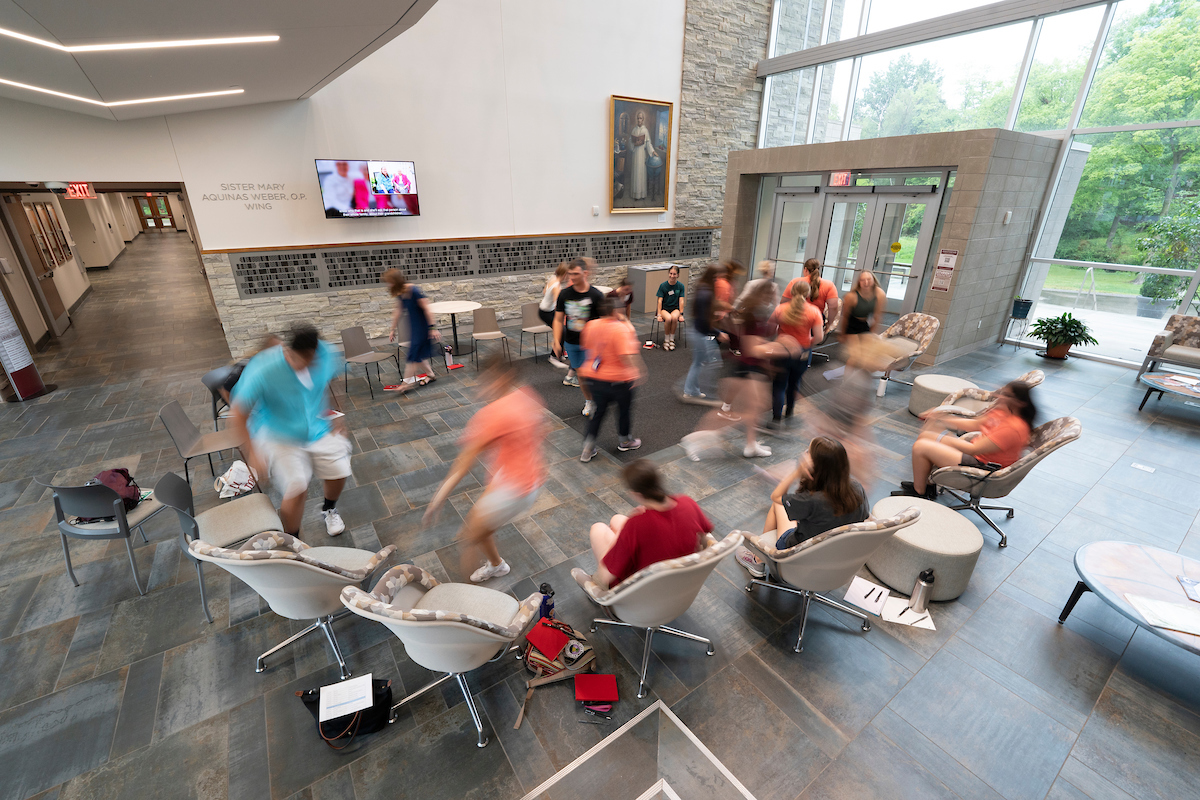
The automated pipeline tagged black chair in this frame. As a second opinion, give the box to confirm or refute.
[46,481,166,595]
[200,365,235,429]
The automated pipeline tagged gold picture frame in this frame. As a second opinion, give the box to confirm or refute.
[610,95,672,214]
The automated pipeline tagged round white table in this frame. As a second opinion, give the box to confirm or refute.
[428,300,482,356]
[592,285,612,295]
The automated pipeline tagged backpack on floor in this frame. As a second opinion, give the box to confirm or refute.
[514,617,596,729]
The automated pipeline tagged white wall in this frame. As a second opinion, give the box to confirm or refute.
[109,193,139,242]
[0,0,687,253]
[59,198,123,269]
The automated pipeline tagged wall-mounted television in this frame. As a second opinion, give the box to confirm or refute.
[315,159,419,218]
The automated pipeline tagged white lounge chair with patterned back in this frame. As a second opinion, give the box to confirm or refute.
[571,532,743,698]
[341,564,543,748]
[931,416,1081,548]
[190,532,395,679]
[742,508,921,652]
[924,369,1045,419]
[877,312,940,396]
[1139,314,1200,378]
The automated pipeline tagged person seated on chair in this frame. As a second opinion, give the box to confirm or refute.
[589,459,712,590]
[736,436,868,577]
[611,278,634,322]
[894,381,1037,501]
[655,266,686,350]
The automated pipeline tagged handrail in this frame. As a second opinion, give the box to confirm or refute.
[1029,257,1195,277]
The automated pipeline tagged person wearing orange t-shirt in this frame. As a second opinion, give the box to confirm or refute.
[894,381,1036,500]
[769,283,825,423]
[424,356,548,582]
[783,259,841,336]
[579,297,645,461]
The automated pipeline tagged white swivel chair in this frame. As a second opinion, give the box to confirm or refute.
[742,507,921,652]
[876,313,940,396]
[571,532,743,698]
[925,369,1045,419]
[154,471,284,623]
[342,564,543,748]
[190,532,395,679]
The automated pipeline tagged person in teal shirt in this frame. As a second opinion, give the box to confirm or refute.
[655,266,686,350]
[231,324,351,538]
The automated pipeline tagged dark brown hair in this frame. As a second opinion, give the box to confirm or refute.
[623,459,666,502]
[1001,381,1037,428]
[382,268,407,297]
[802,259,823,302]
[800,437,862,516]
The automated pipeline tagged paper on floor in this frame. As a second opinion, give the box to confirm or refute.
[1125,594,1200,637]
[823,366,845,381]
[319,673,374,722]
[844,576,889,616]
[881,597,936,630]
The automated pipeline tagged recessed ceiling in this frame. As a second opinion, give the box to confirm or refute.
[0,0,437,120]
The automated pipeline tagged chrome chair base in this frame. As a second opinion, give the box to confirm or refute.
[942,487,1013,548]
[746,576,871,653]
[256,611,352,680]
[389,671,490,747]
[589,617,714,699]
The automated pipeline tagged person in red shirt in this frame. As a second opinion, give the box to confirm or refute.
[769,283,825,423]
[783,259,840,336]
[579,297,645,461]
[895,381,1037,500]
[424,356,548,582]
[589,460,714,589]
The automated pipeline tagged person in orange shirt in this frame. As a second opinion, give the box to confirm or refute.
[579,297,646,461]
[783,259,841,336]
[894,381,1036,500]
[769,283,825,424]
[424,356,548,582]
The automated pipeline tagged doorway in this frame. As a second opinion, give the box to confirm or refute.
[132,194,176,231]
[763,176,946,316]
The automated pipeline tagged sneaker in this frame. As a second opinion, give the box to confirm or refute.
[891,481,936,500]
[583,400,596,417]
[743,441,772,458]
[681,393,721,407]
[718,408,742,422]
[549,355,568,369]
[563,374,580,387]
[681,430,717,462]
[618,438,642,452]
[322,509,346,537]
[470,560,511,583]
[735,546,766,578]
[580,438,598,462]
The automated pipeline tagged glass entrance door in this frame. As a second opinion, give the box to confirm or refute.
[765,192,819,287]
[820,198,870,293]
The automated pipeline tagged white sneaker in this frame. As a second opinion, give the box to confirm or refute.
[681,430,717,462]
[583,400,596,417]
[322,509,346,536]
[470,560,511,583]
[743,441,772,458]
[548,355,568,369]
[717,408,742,422]
[735,546,766,578]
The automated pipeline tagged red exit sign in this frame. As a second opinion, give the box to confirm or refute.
[66,182,97,199]
[829,171,852,187]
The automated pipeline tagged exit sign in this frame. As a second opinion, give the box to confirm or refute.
[829,171,852,187]
[66,182,97,199]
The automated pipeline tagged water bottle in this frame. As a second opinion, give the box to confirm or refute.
[538,582,555,619]
[909,569,934,614]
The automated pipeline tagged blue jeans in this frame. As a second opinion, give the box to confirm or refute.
[684,331,721,397]
[565,343,587,373]
[772,352,811,419]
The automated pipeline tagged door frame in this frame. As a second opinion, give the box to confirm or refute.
[764,186,821,282]
[0,195,70,336]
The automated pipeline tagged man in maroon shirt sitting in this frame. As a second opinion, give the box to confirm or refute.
[588,460,713,589]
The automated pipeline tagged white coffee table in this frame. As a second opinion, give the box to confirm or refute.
[428,300,482,356]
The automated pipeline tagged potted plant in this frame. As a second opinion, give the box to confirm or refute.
[1012,295,1033,319]
[1029,312,1098,359]
[1138,274,1182,319]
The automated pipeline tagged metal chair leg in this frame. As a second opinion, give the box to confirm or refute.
[811,592,871,632]
[207,452,216,477]
[195,559,214,623]
[183,458,190,485]
[793,592,812,653]
[137,524,149,544]
[257,620,321,673]
[637,628,656,699]
[124,535,146,596]
[456,673,489,748]
[390,672,454,722]
[60,533,80,587]
[344,365,349,394]
[945,494,1009,548]
[590,617,632,633]
[319,615,352,680]
[365,365,375,399]
[659,624,715,655]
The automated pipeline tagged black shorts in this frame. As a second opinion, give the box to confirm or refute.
[961,454,1002,471]
[845,316,871,335]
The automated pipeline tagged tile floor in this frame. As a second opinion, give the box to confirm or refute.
[1,232,1198,800]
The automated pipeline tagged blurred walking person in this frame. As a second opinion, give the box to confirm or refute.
[769,281,824,425]
[682,264,728,403]
[579,297,645,461]
[553,257,606,415]
[385,269,440,392]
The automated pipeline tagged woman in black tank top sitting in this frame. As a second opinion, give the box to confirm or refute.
[839,270,887,336]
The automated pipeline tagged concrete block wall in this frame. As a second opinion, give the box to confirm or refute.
[203,253,711,358]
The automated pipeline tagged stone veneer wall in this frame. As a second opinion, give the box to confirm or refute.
[203,253,711,358]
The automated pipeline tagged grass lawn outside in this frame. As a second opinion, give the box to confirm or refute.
[1042,264,1142,295]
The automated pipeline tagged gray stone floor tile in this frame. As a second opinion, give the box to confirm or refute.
[373,503,466,562]
[1056,756,1138,800]
[0,575,40,638]
[477,680,556,793]
[309,767,356,800]
[530,492,618,558]
[227,696,270,800]
[55,605,115,690]
[97,575,230,673]
[1072,485,1194,547]
[870,708,1006,800]
[733,649,850,760]
[435,523,547,592]
[0,616,76,711]
[349,442,427,485]
[797,722,960,800]
[109,652,164,758]
[17,545,159,633]
[888,649,1077,800]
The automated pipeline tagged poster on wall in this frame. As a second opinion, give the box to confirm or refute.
[610,95,672,214]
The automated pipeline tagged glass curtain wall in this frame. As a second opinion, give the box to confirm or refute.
[758,0,1200,365]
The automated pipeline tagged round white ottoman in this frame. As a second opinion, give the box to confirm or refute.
[866,497,983,602]
[909,374,978,417]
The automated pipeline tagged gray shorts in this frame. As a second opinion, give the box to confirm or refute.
[473,484,541,529]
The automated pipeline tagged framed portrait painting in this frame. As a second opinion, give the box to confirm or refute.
[610,95,672,213]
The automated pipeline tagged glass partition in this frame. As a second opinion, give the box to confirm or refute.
[761,68,817,147]
[1014,5,1107,132]
[812,59,853,143]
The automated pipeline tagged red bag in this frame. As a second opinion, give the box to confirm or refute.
[91,468,141,512]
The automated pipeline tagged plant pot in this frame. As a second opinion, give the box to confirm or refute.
[1045,343,1072,359]
[1012,299,1033,319]
[1136,296,1169,319]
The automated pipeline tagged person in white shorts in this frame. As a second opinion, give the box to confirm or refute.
[424,356,548,582]
[230,323,352,538]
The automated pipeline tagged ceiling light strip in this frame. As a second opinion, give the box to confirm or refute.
[0,26,278,52]
[0,76,243,107]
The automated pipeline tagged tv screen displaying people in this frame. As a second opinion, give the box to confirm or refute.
[315,159,420,218]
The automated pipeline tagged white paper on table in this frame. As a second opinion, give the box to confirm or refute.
[1125,594,1200,636]
[319,673,374,722]
[881,597,936,630]
[844,576,889,616]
